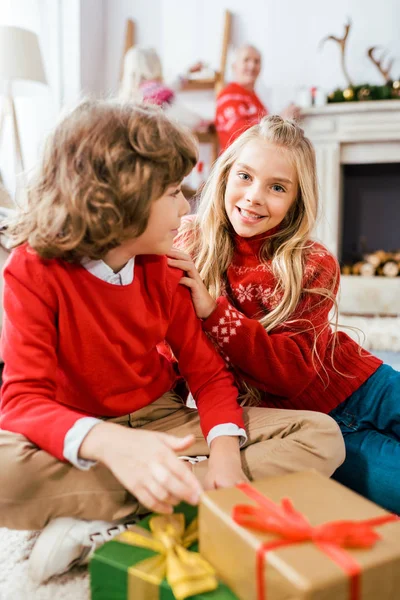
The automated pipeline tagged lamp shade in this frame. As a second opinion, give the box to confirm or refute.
[0,25,47,86]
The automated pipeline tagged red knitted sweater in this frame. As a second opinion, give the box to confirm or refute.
[179,229,382,413]
[0,245,244,461]
[215,82,268,152]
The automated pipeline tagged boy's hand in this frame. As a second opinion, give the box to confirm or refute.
[167,248,217,320]
[203,436,249,490]
[80,422,203,514]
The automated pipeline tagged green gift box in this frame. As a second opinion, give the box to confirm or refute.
[90,503,238,600]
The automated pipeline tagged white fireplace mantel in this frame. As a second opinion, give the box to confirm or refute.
[302,100,400,258]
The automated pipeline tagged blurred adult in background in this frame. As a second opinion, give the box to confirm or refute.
[216,45,300,152]
[119,47,210,132]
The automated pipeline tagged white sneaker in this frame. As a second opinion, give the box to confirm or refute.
[29,517,137,583]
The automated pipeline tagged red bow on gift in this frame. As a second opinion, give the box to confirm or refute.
[233,482,399,600]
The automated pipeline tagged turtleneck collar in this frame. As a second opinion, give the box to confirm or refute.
[233,224,281,258]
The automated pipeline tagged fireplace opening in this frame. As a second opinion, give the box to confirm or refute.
[340,163,400,271]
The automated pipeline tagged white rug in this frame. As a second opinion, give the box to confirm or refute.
[0,529,89,600]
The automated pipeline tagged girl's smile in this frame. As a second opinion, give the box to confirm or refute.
[224,139,298,238]
[236,206,268,223]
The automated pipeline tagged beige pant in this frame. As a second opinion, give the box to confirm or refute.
[0,394,345,530]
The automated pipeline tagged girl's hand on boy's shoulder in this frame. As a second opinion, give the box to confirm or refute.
[167,248,217,320]
[80,422,203,514]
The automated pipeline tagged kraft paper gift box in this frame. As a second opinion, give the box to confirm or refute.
[90,502,238,600]
[199,471,400,600]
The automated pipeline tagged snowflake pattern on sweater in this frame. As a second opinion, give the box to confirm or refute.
[235,283,254,303]
[231,282,277,310]
[211,237,330,345]
[211,306,244,347]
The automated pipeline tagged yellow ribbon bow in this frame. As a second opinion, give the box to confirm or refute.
[117,513,218,600]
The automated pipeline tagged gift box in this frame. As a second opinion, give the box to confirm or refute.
[199,471,400,600]
[90,502,238,600]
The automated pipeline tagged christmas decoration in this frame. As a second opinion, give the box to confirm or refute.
[343,87,355,100]
[320,19,353,87]
[320,22,400,104]
[367,46,394,83]
[328,81,400,103]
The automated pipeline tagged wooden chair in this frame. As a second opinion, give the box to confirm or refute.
[180,10,232,94]
[119,19,135,81]
[181,10,232,164]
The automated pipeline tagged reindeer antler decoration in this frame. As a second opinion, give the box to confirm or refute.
[320,19,353,87]
[367,47,394,83]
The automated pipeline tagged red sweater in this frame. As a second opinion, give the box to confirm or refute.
[0,245,244,461]
[178,230,382,413]
[215,82,268,152]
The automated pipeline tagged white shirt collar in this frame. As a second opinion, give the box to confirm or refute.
[82,257,135,286]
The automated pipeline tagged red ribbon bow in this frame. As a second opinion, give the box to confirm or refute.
[233,483,399,600]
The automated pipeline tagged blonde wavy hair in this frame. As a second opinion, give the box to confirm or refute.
[8,99,197,262]
[180,115,339,403]
[119,47,163,101]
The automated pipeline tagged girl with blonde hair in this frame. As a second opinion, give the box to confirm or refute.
[169,114,400,513]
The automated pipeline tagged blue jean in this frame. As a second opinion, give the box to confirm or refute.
[330,364,400,513]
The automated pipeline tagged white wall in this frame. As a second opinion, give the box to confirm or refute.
[80,0,106,97]
[102,0,400,114]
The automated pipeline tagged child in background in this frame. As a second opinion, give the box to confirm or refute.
[0,103,344,583]
[169,114,400,514]
[119,46,211,131]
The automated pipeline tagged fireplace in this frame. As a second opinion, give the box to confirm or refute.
[302,100,400,315]
[341,162,400,265]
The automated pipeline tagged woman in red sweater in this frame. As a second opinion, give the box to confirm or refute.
[169,115,400,514]
[0,102,344,583]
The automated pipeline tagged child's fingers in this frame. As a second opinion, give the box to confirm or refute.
[179,277,197,289]
[167,255,188,265]
[152,449,203,500]
[167,257,195,274]
[151,461,201,505]
[169,248,192,261]
[135,485,173,514]
[151,461,193,497]
[160,432,195,451]
[164,454,203,500]
[146,477,181,506]
[179,276,206,296]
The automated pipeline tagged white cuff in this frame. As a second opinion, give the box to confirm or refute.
[63,417,102,470]
[206,423,247,448]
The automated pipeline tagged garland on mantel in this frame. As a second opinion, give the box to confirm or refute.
[328,80,400,103]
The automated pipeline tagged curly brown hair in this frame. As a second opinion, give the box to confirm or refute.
[8,99,198,261]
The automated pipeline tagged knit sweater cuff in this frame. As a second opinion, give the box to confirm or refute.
[202,296,232,333]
